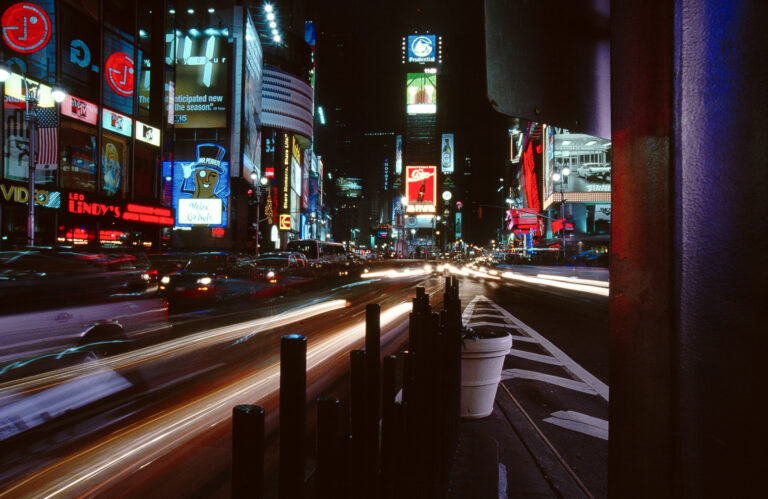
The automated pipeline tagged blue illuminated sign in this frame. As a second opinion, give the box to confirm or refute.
[167,143,230,227]
[408,34,436,63]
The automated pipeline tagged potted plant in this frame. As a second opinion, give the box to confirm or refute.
[460,326,512,419]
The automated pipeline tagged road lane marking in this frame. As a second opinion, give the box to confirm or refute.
[501,368,597,395]
[543,411,609,440]
[483,297,609,402]
[507,350,563,366]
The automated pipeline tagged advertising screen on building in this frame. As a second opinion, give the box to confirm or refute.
[169,143,230,227]
[543,132,612,209]
[441,133,454,173]
[407,34,436,63]
[169,31,228,128]
[406,166,436,213]
[395,134,403,175]
[243,11,263,183]
[336,177,362,198]
[406,73,436,114]
[2,0,57,82]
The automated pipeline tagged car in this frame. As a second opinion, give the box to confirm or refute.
[0,248,169,368]
[159,252,263,309]
[254,252,311,283]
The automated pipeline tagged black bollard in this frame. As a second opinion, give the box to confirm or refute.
[381,355,399,499]
[364,304,381,494]
[317,397,343,499]
[232,404,265,499]
[349,349,367,495]
[280,334,307,499]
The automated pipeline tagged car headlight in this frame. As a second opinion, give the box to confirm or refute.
[161,276,170,285]
[197,276,212,285]
[267,271,275,279]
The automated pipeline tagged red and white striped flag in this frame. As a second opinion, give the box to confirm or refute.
[35,106,59,170]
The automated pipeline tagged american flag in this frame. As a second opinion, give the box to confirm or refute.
[35,106,59,170]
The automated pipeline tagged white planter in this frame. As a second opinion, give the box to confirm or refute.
[460,333,512,419]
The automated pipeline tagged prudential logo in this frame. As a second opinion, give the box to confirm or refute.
[408,35,436,62]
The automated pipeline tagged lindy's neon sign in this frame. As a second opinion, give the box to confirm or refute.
[67,193,174,225]
[68,192,121,218]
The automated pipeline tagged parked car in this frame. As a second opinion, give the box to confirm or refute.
[0,248,168,367]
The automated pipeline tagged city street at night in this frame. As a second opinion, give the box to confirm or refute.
[2,0,765,496]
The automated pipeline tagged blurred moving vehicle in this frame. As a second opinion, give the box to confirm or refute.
[0,248,168,367]
[254,252,311,284]
[159,252,263,309]
[147,252,192,282]
[286,239,360,276]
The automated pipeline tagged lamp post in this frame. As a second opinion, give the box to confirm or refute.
[551,166,571,262]
[251,173,269,256]
[0,64,66,246]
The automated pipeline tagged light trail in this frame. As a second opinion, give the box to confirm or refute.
[501,272,609,296]
[535,274,609,288]
[360,266,432,279]
[1,301,415,498]
[0,299,349,400]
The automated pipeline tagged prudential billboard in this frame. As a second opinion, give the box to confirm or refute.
[408,35,436,63]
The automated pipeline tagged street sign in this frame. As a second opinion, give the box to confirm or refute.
[279,214,291,231]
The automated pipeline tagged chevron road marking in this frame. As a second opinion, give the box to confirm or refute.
[543,411,609,440]
[501,368,597,395]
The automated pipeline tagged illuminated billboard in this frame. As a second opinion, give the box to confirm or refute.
[405,166,436,214]
[441,133,454,173]
[169,143,230,227]
[542,131,612,209]
[406,73,436,114]
[407,34,436,63]
[243,11,263,183]
[336,177,362,198]
[395,135,403,174]
[169,31,228,128]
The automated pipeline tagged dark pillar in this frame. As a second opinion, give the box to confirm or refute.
[610,1,768,497]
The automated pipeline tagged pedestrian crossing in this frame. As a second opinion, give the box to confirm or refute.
[463,295,609,440]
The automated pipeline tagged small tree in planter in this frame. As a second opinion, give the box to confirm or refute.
[460,326,512,419]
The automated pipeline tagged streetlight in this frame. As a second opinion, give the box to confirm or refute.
[2,67,67,246]
[552,166,570,262]
[251,173,269,255]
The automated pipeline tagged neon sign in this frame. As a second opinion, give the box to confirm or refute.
[66,193,174,225]
[2,3,51,53]
[105,52,135,97]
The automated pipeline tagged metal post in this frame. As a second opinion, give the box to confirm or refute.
[25,80,36,247]
[232,404,265,499]
[279,334,306,499]
[364,303,381,485]
[255,188,260,256]
[316,397,342,499]
[560,180,566,262]
[349,349,367,494]
[380,355,398,498]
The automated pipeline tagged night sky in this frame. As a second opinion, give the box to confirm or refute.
[308,0,509,244]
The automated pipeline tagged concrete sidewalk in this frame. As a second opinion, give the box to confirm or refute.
[448,384,593,498]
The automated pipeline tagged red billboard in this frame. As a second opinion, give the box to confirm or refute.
[406,166,436,214]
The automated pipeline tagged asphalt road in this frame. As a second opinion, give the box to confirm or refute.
[456,266,609,498]
[0,264,443,497]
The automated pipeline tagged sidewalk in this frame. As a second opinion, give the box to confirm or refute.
[448,384,592,498]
